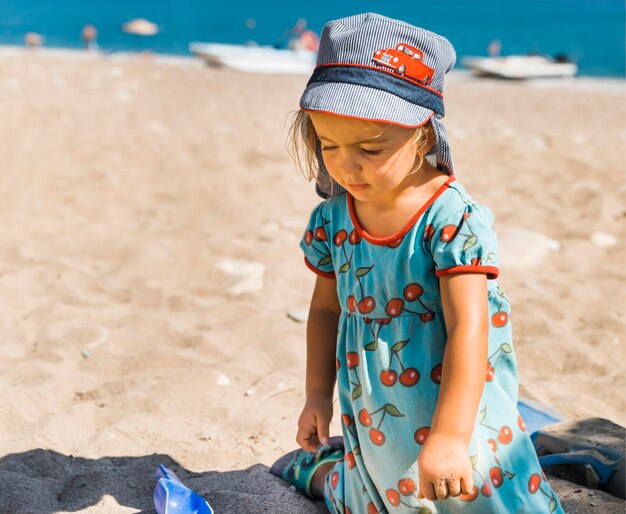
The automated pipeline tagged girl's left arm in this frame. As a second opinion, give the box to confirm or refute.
[417,273,489,501]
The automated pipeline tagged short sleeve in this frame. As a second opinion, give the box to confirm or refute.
[300,204,336,279]
[429,202,500,279]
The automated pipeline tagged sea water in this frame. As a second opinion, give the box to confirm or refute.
[0,0,623,77]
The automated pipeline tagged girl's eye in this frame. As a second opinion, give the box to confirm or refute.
[361,148,383,156]
[321,145,338,152]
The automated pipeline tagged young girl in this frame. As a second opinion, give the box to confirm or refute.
[271,13,564,514]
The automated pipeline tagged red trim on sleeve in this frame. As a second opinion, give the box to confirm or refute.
[304,257,336,279]
[435,265,499,280]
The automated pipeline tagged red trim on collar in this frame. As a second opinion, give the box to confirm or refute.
[347,176,455,246]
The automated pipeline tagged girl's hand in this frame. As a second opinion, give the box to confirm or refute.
[417,433,474,501]
[296,392,334,452]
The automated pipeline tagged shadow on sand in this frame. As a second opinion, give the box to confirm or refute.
[0,449,326,514]
[4,419,624,514]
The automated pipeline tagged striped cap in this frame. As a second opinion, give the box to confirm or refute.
[300,13,457,198]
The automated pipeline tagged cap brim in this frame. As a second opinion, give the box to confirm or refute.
[300,81,434,128]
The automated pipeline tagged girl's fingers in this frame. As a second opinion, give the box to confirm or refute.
[309,432,321,449]
[418,480,437,501]
[434,477,450,500]
[447,476,462,497]
[316,418,330,446]
[296,425,318,452]
[460,475,473,495]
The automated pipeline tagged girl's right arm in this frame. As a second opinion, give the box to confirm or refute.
[296,275,341,452]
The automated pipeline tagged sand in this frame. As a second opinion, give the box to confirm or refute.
[0,48,623,513]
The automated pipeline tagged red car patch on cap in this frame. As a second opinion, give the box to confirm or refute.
[372,43,434,84]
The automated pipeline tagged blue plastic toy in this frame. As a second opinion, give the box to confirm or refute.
[517,398,562,435]
[532,427,625,499]
[154,464,214,514]
[516,399,625,499]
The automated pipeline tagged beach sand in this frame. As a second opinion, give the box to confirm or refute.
[0,48,623,513]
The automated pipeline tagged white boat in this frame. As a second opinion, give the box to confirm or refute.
[462,55,577,79]
[189,42,316,75]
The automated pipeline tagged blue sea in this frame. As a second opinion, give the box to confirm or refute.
[0,0,624,77]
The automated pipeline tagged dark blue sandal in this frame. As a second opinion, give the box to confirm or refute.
[270,436,344,499]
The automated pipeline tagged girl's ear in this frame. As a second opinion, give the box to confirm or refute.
[415,123,436,157]
[408,123,437,175]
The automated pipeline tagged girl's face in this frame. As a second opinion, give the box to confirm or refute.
[309,111,421,203]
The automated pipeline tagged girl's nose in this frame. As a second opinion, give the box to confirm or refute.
[339,150,362,174]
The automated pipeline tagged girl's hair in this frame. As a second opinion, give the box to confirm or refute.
[288,109,436,194]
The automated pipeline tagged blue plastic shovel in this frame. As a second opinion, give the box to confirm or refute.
[532,431,625,499]
[154,464,214,514]
[517,398,562,435]
[518,399,625,499]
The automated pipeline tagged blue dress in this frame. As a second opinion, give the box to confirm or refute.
[300,177,564,514]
